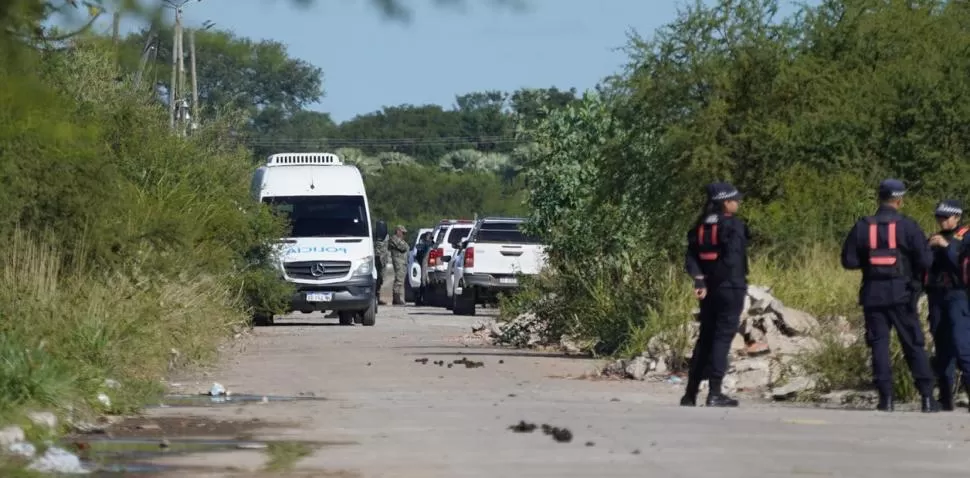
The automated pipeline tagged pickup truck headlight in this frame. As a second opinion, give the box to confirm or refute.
[353,256,373,277]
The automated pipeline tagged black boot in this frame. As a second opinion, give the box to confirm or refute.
[939,383,955,412]
[877,391,893,412]
[705,378,739,407]
[922,395,941,413]
[706,393,740,407]
[680,377,700,407]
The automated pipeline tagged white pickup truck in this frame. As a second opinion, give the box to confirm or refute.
[425,219,475,307]
[448,217,546,316]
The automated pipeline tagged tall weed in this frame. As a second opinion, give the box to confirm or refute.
[0,231,245,416]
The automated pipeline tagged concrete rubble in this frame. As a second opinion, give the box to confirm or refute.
[599,285,834,399]
[471,313,548,349]
[470,286,870,401]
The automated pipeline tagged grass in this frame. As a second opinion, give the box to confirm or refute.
[503,241,928,400]
[263,441,316,472]
[749,243,860,319]
[0,230,247,430]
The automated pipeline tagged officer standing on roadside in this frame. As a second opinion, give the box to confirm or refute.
[926,199,970,411]
[681,182,749,408]
[840,179,938,412]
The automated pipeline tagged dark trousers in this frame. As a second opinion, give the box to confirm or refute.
[685,286,745,397]
[863,304,934,396]
[927,290,970,395]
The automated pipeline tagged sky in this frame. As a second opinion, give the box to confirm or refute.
[78,0,807,124]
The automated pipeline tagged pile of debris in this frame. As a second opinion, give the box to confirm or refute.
[601,285,848,399]
[471,312,548,348]
[468,285,860,400]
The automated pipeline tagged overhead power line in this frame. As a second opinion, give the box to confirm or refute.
[239,135,534,147]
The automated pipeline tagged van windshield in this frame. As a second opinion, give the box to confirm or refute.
[263,195,370,238]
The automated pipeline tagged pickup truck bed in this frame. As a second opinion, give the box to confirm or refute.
[452,218,546,315]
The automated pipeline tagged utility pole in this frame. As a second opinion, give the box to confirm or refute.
[168,8,179,131]
[189,28,198,132]
[164,0,204,135]
[111,12,120,44]
[177,20,187,137]
[134,29,157,89]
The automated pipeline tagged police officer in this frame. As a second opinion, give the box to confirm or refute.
[926,199,970,411]
[840,179,937,412]
[681,182,749,408]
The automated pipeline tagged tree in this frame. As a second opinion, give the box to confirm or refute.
[454,90,513,153]
[121,26,323,123]
[334,104,470,163]
[510,87,579,128]
[249,109,337,160]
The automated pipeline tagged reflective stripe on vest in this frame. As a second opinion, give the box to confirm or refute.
[868,221,897,266]
[697,223,719,261]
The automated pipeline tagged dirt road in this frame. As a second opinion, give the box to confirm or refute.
[137,304,970,478]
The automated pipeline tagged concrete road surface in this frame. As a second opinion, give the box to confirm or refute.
[148,304,970,478]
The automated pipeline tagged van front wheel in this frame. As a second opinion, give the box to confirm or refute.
[360,298,377,326]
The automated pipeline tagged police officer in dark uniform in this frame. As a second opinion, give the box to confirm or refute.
[840,179,938,412]
[926,199,970,411]
[681,182,749,408]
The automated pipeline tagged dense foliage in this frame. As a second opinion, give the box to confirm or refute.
[0,1,565,441]
[505,0,970,398]
[0,6,295,439]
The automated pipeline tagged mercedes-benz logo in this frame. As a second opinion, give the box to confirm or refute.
[310,263,328,277]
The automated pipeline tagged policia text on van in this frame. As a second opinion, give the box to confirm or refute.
[250,153,379,327]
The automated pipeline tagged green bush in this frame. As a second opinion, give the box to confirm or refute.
[504,0,970,401]
[0,34,289,426]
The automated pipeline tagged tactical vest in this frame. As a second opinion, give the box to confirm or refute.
[695,215,723,276]
[925,226,969,289]
[863,216,909,280]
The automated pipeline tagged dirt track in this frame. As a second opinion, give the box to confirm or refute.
[137,301,970,478]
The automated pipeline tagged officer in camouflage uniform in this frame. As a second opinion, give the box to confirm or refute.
[388,225,410,305]
[373,220,390,306]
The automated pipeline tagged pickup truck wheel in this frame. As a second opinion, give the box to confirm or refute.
[338,312,355,326]
[453,288,476,316]
[360,298,377,326]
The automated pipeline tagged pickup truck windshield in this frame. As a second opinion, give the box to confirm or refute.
[473,222,541,244]
[263,195,370,238]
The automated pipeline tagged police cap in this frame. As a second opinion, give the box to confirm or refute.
[705,182,743,202]
[935,199,963,218]
[878,179,906,200]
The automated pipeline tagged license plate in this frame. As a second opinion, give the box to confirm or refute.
[499,277,518,285]
[306,292,333,302]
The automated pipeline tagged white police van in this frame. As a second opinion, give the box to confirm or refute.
[251,153,378,326]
